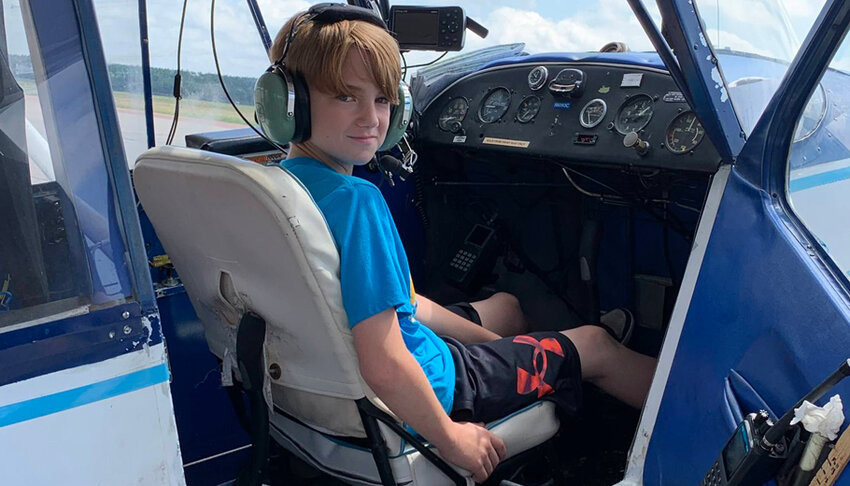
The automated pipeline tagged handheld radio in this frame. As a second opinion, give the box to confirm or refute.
[701,359,850,486]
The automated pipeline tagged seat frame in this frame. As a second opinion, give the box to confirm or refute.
[231,310,466,486]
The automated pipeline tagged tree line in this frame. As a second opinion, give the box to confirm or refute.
[9,55,256,106]
[109,64,257,106]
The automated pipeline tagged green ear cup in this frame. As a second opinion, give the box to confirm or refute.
[254,70,297,145]
[379,83,413,151]
[256,72,410,150]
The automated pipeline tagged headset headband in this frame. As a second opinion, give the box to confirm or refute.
[308,3,387,28]
[276,3,388,66]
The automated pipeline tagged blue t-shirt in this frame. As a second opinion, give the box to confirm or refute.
[281,157,455,415]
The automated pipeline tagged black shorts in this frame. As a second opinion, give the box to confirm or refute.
[444,304,583,423]
[444,302,482,325]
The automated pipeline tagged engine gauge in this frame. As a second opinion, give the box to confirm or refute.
[528,66,548,91]
[615,94,654,134]
[438,97,469,132]
[665,111,705,154]
[516,95,541,123]
[579,99,607,128]
[478,87,512,123]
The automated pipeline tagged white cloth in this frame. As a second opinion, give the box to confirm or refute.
[790,394,844,440]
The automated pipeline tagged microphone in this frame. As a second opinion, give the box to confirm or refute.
[377,154,413,181]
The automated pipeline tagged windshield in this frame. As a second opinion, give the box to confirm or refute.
[399,0,660,69]
[133,0,663,146]
[694,0,827,137]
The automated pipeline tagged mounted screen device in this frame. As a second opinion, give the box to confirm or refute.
[390,6,465,51]
[389,5,488,51]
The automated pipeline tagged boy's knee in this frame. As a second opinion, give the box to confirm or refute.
[491,292,527,333]
[492,291,520,311]
[560,325,618,380]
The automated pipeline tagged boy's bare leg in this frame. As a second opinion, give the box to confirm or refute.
[470,292,528,337]
[561,326,657,408]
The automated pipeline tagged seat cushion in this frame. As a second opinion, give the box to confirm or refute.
[271,400,559,485]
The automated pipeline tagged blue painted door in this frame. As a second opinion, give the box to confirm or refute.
[0,0,184,483]
[633,0,850,484]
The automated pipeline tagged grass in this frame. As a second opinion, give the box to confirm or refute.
[19,78,253,125]
[112,91,254,125]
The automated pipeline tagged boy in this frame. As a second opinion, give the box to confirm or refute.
[272,6,657,482]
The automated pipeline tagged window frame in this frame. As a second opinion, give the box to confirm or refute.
[0,0,156,326]
[762,0,850,294]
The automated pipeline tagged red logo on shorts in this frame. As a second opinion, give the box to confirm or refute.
[513,335,565,398]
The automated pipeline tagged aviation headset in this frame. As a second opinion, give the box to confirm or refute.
[254,3,412,151]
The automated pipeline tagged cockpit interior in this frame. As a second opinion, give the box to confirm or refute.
[173,49,718,483]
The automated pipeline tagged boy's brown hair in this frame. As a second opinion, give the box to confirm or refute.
[270,12,401,104]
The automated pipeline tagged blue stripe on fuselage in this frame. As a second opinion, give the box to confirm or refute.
[789,166,850,193]
[0,362,170,428]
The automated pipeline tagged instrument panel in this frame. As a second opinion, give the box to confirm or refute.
[419,62,721,172]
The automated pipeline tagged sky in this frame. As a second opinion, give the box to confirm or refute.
[89,0,835,77]
[5,0,843,78]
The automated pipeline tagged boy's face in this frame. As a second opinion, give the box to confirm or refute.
[306,49,391,167]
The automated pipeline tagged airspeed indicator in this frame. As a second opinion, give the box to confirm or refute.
[478,87,512,123]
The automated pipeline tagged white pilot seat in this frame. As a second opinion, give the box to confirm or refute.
[133,146,560,485]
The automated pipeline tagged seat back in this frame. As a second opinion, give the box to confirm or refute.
[134,146,382,436]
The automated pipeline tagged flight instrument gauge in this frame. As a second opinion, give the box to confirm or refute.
[528,66,548,91]
[615,94,654,134]
[579,99,607,128]
[665,111,705,154]
[438,97,469,132]
[516,95,541,123]
[548,68,586,98]
[478,87,512,123]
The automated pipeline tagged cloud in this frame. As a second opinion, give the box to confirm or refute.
[466,1,658,54]
[401,0,660,76]
[90,0,308,77]
[779,0,823,19]
[704,28,774,58]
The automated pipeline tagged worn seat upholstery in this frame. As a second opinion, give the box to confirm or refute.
[134,146,560,485]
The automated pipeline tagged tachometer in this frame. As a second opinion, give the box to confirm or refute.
[665,111,705,154]
[516,95,541,123]
[579,99,607,128]
[478,87,511,123]
[438,97,469,132]
[615,94,654,134]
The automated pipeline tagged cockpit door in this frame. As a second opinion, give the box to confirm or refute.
[0,0,184,483]
[622,1,850,484]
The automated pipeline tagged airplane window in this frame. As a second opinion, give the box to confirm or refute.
[0,3,56,322]
[3,2,54,185]
[786,37,850,283]
[139,0,286,148]
[92,0,149,166]
[1,1,134,327]
[695,0,826,137]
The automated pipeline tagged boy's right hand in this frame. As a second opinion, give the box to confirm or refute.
[437,421,507,483]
